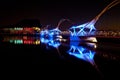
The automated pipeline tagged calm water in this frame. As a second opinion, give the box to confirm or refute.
[0,35,120,79]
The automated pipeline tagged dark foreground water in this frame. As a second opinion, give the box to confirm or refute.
[0,35,120,79]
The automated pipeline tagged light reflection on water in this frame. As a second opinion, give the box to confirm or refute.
[2,35,120,62]
[67,41,96,65]
[2,36,40,45]
[1,35,120,79]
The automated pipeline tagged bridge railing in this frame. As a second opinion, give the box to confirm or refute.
[60,30,120,38]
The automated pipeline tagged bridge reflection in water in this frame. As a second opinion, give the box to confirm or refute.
[2,35,120,62]
[1,35,120,79]
[3,35,97,65]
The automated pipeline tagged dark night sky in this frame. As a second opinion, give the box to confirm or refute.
[0,0,120,30]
